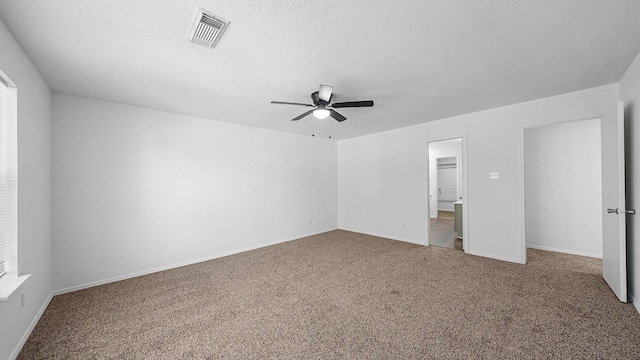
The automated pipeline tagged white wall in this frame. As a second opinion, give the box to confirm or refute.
[524,119,602,258]
[0,19,53,360]
[52,94,337,292]
[620,50,640,311]
[338,84,618,263]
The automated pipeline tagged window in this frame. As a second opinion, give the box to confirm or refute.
[0,70,25,301]
[0,73,17,279]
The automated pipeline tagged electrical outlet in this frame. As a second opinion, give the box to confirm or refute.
[309,218,313,224]
[490,172,499,180]
[402,222,406,228]
[20,292,25,308]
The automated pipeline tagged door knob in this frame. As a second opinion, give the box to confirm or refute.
[607,208,636,215]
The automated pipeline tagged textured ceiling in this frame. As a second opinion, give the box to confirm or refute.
[1,1,640,140]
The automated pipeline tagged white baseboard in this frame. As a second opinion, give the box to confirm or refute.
[9,291,53,360]
[337,227,427,246]
[526,244,602,259]
[339,228,525,264]
[53,228,337,296]
[466,250,524,264]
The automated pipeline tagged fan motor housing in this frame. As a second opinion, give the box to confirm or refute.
[311,91,331,106]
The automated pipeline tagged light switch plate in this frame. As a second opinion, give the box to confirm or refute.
[490,172,499,180]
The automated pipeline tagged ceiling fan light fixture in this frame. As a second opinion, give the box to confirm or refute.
[271,84,374,122]
[313,107,330,119]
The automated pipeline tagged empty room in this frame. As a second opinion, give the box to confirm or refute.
[2,1,640,359]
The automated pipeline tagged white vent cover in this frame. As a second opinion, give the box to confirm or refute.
[187,8,229,49]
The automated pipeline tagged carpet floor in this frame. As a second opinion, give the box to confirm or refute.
[18,230,640,359]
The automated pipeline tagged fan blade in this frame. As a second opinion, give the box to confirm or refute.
[318,85,334,102]
[291,109,315,121]
[329,109,347,122]
[331,100,374,108]
[271,101,314,107]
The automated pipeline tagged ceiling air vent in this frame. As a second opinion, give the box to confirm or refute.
[187,8,229,49]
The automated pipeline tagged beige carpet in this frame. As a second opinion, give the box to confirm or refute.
[19,230,640,359]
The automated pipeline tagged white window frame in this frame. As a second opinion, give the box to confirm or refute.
[0,70,29,301]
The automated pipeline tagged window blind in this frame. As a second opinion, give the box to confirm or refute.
[0,76,17,279]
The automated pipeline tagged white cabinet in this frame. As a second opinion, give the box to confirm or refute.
[454,201,463,238]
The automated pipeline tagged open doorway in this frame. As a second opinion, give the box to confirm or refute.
[523,119,602,259]
[428,138,464,251]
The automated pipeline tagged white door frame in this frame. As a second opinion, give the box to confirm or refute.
[426,135,469,252]
[520,115,602,265]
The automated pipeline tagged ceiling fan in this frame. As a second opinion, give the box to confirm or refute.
[271,85,374,122]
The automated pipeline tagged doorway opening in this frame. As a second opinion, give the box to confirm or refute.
[523,119,602,259]
[428,138,464,251]
[523,118,603,278]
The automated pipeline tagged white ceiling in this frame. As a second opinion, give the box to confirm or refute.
[1,1,640,140]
